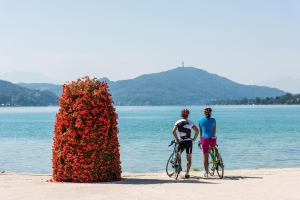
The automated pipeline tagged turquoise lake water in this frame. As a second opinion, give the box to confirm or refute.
[0,106,299,174]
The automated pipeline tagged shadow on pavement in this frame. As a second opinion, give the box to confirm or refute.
[196,175,263,181]
[115,175,217,185]
[223,176,263,180]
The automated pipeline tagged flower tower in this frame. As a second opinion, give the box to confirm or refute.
[52,77,121,182]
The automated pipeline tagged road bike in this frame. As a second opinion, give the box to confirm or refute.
[166,140,181,179]
[207,137,224,179]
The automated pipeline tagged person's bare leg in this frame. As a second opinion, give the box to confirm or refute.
[186,153,192,174]
[203,153,209,172]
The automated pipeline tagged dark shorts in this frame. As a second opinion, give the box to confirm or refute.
[178,140,193,154]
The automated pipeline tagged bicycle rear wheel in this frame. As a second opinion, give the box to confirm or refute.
[216,153,224,179]
[208,151,215,176]
[166,152,175,177]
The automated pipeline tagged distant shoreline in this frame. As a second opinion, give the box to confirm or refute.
[1,166,299,176]
[0,104,299,108]
[0,105,59,106]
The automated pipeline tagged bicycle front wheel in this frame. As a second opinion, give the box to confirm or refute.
[216,153,224,179]
[174,157,180,180]
[166,152,175,177]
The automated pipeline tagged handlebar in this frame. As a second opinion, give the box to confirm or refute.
[168,139,176,147]
[169,138,218,148]
[198,137,218,149]
[198,141,202,149]
[168,138,200,147]
[168,140,175,147]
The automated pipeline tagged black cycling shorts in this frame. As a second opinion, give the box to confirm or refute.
[178,140,193,154]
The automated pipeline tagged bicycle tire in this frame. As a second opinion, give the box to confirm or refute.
[216,153,224,179]
[174,157,180,180]
[166,152,175,177]
[208,150,215,176]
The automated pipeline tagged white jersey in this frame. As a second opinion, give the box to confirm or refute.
[174,119,195,141]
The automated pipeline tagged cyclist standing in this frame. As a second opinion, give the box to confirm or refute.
[172,109,199,178]
[198,107,217,177]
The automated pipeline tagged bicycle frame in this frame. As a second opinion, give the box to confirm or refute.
[166,139,181,179]
[208,143,224,179]
[210,146,218,168]
[208,137,218,169]
[170,140,179,159]
[173,143,180,166]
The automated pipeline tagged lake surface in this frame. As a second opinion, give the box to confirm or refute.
[0,106,299,174]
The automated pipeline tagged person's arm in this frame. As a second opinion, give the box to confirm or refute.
[191,126,199,142]
[199,125,202,141]
[213,123,216,136]
[172,126,180,142]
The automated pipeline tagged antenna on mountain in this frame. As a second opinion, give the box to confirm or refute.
[182,61,184,67]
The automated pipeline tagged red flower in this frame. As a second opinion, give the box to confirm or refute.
[52,77,121,182]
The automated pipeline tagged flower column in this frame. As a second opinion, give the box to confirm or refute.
[52,77,121,182]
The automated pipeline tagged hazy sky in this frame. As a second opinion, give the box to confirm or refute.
[0,0,299,84]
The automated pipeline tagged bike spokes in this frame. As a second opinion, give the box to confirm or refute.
[208,152,215,176]
[166,152,175,177]
[174,161,180,180]
[216,153,224,179]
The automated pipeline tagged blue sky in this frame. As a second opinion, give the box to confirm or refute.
[0,0,299,84]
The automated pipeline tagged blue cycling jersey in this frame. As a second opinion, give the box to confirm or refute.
[198,117,216,138]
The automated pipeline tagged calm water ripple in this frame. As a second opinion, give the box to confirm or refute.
[0,105,299,174]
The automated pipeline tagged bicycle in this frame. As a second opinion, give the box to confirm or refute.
[166,139,181,179]
[207,137,224,179]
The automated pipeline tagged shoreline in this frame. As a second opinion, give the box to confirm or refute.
[1,105,300,109]
[1,168,299,200]
[1,166,298,176]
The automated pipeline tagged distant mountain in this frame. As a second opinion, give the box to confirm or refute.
[0,80,58,106]
[0,71,62,84]
[17,83,62,97]
[255,77,300,94]
[14,67,286,106]
[98,67,286,105]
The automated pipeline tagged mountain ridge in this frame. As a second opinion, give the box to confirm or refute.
[17,82,62,97]
[0,71,62,84]
[14,67,286,105]
[99,67,286,105]
[0,80,58,106]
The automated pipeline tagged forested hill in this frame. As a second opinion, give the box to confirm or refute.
[0,80,58,106]
[17,82,62,96]
[99,67,286,105]
[14,67,286,106]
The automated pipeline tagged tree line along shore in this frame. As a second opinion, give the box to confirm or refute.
[208,93,300,105]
